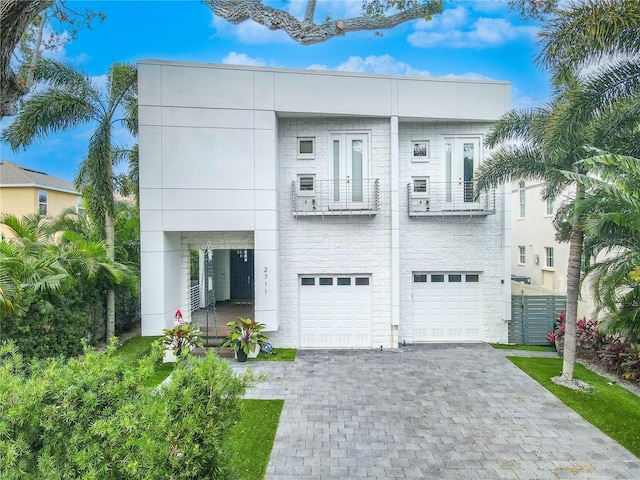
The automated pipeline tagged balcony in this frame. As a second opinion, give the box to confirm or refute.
[407,181,496,217]
[292,178,380,216]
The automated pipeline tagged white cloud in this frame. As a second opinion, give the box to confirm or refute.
[319,55,432,76]
[222,52,266,66]
[440,72,494,81]
[409,6,538,48]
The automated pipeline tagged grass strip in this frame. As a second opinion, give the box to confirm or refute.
[491,343,556,352]
[248,348,297,362]
[227,399,284,479]
[115,335,174,387]
[508,356,640,457]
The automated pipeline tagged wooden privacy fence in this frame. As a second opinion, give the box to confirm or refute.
[510,294,566,345]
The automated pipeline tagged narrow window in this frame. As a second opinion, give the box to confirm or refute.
[76,197,85,217]
[355,277,369,286]
[519,181,526,218]
[38,190,48,216]
[465,274,480,283]
[545,247,554,268]
[337,277,351,286]
[413,274,427,283]
[431,274,445,283]
[297,137,315,158]
[448,274,462,282]
[519,246,526,264]
[319,278,333,286]
[546,197,554,216]
[301,277,315,286]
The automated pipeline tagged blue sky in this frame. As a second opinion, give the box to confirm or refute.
[0,0,551,182]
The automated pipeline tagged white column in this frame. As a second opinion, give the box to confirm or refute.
[501,181,512,342]
[390,115,400,347]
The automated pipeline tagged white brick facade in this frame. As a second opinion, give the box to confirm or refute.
[138,61,512,347]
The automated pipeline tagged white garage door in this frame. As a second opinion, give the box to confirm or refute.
[412,272,482,342]
[299,275,372,348]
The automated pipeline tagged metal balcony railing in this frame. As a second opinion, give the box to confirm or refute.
[292,178,380,216]
[407,181,496,217]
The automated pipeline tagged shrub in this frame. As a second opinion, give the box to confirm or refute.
[0,341,257,479]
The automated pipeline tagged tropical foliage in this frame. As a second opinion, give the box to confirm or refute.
[477,0,640,384]
[2,59,138,342]
[0,341,257,479]
[0,208,138,358]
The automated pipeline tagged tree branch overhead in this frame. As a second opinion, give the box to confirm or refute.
[203,0,443,45]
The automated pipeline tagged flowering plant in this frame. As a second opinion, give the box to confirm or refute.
[548,311,566,344]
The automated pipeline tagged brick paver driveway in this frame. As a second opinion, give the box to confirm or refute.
[230,344,639,479]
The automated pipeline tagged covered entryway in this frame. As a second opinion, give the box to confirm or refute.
[298,274,372,348]
[412,272,482,341]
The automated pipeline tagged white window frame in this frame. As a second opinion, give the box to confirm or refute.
[412,177,430,196]
[546,197,554,216]
[411,140,430,162]
[38,190,48,216]
[297,174,315,196]
[76,197,85,216]
[297,137,315,159]
[519,181,526,219]
[518,246,526,265]
[545,247,554,269]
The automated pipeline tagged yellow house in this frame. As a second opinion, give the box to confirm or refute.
[0,160,82,238]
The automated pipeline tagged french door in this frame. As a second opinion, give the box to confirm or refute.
[330,133,369,208]
[443,136,481,210]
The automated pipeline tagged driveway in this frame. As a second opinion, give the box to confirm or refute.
[230,344,639,479]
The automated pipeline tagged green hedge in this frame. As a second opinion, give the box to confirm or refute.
[0,342,256,479]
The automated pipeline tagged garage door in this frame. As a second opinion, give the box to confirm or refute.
[412,272,482,341]
[299,275,372,348]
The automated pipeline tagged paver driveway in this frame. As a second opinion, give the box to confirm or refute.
[230,344,640,479]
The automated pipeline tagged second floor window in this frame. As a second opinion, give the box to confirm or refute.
[519,181,526,218]
[38,190,48,215]
[546,197,554,216]
[545,247,554,268]
[519,246,526,264]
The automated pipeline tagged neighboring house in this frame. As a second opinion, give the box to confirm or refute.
[138,61,512,348]
[511,180,592,317]
[0,160,82,238]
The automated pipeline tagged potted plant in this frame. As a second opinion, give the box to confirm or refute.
[222,317,268,362]
[161,322,203,361]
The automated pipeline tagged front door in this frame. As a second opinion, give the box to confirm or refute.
[330,133,369,208]
[230,249,254,300]
[443,137,481,210]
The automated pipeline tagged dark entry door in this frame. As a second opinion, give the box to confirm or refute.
[230,249,254,300]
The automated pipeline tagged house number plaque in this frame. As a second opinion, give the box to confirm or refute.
[264,266,268,294]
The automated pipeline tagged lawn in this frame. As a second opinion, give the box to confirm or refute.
[491,343,556,352]
[509,356,640,457]
[248,347,297,362]
[226,399,284,479]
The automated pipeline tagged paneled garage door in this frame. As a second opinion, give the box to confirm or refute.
[412,272,482,342]
[299,275,372,348]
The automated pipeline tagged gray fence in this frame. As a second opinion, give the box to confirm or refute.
[510,294,566,345]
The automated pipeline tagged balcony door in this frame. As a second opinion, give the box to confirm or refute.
[443,136,481,210]
[330,133,369,209]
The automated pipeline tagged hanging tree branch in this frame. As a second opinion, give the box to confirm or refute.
[0,0,54,119]
[203,0,443,45]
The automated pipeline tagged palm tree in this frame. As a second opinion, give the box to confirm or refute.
[562,155,640,340]
[2,59,137,342]
[475,84,595,385]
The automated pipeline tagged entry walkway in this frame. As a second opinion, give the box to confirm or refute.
[230,344,639,479]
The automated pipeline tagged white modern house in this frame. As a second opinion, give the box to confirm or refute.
[138,61,512,348]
